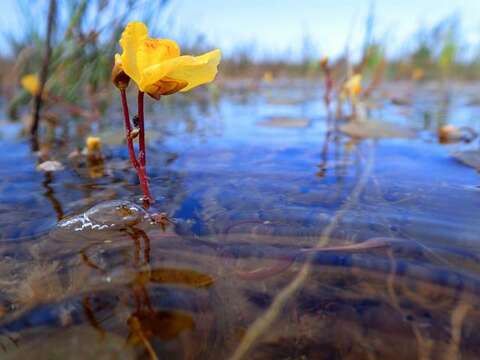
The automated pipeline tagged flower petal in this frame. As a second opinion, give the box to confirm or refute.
[119,21,148,85]
[144,77,188,99]
[137,39,180,72]
[169,49,222,92]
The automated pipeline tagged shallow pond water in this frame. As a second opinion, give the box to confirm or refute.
[1,81,480,359]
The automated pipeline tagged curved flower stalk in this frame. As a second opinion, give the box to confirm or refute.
[112,21,221,207]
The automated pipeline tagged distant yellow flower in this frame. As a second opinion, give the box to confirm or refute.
[411,68,424,81]
[319,56,329,69]
[262,71,273,83]
[21,74,40,96]
[344,74,362,99]
[86,136,102,153]
[115,21,221,99]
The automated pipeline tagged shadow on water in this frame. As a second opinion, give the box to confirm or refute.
[1,82,480,358]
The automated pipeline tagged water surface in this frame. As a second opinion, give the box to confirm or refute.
[1,81,480,359]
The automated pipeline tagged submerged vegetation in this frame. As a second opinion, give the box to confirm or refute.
[0,1,480,360]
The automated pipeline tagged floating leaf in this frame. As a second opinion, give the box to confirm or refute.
[137,268,214,288]
[340,120,416,139]
[438,125,477,144]
[257,117,310,129]
[36,160,64,172]
[128,310,194,342]
[451,150,480,170]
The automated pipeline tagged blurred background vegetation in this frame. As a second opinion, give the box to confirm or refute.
[0,0,479,124]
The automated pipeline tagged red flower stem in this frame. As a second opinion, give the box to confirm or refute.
[138,91,146,167]
[120,89,139,170]
[120,89,153,206]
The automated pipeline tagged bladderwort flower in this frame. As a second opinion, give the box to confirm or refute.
[112,21,221,207]
[21,74,41,97]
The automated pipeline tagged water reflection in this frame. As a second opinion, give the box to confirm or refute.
[41,172,64,220]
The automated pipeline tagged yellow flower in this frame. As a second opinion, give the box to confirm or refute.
[116,21,221,99]
[343,74,362,99]
[319,56,329,69]
[411,67,424,81]
[86,136,102,153]
[21,74,40,96]
[262,71,273,83]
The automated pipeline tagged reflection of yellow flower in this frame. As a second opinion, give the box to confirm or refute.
[21,74,40,96]
[344,74,362,99]
[116,21,221,99]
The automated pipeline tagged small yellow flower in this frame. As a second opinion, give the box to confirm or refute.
[411,68,424,81]
[116,21,221,99]
[86,136,102,153]
[343,74,362,99]
[21,74,40,96]
[262,71,273,83]
[319,56,329,69]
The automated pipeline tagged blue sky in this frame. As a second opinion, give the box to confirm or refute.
[1,0,479,59]
[165,0,480,59]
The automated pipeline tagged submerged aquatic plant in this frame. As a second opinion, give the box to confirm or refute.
[112,21,221,206]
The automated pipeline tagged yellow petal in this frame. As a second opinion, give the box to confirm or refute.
[170,49,222,92]
[21,74,40,96]
[144,77,188,99]
[137,39,180,72]
[119,21,148,85]
[140,51,218,93]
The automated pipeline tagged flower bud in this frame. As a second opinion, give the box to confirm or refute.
[319,56,329,69]
[112,54,130,90]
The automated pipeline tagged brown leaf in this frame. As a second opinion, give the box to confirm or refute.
[137,267,215,288]
[340,120,416,139]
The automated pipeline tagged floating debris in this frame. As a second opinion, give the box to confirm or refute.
[36,160,64,172]
[257,117,310,129]
[55,200,148,233]
[438,125,477,144]
[340,119,416,139]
